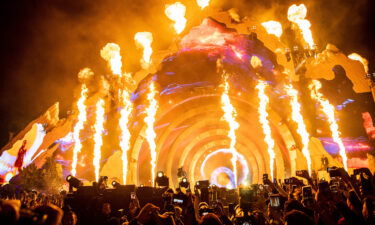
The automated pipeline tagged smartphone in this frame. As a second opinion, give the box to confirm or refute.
[327,167,340,177]
[130,192,136,200]
[173,198,184,204]
[296,170,308,178]
[269,195,280,208]
[302,186,312,199]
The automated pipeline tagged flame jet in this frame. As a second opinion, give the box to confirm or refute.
[100,43,123,76]
[119,89,133,184]
[196,0,210,9]
[261,21,283,38]
[134,32,153,69]
[93,98,105,182]
[71,70,90,176]
[165,2,187,34]
[287,4,315,48]
[220,74,240,188]
[285,84,312,175]
[144,81,159,186]
[256,81,276,180]
[309,80,348,170]
[348,53,369,73]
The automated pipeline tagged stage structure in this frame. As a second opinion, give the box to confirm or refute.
[1,2,374,188]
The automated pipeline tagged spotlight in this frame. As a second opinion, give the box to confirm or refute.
[157,171,164,178]
[112,180,121,189]
[66,175,82,192]
[155,171,169,187]
[179,177,190,188]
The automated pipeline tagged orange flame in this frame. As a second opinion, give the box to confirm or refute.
[250,55,263,69]
[285,84,312,175]
[5,171,14,182]
[261,21,283,38]
[309,80,348,170]
[196,0,210,9]
[93,98,105,181]
[348,53,369,73]
[287,4,315,48]
[221,74,239,187]
[134,32,153,69]
[165,2,187,34]
[100,43,122,76]
[256,81,276,180]
[119,89,133,184]
[71,83,88,176]
[144,81,158,186]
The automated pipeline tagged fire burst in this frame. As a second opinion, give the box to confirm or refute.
[165,2,187,34]
[287,4,315,48]
[348,53,369,73]
[309,80,348,170]
[196,0,210,9]
[134,32,153,69]
[119,89,133,184]
[93,98,105,181]
[144,81,158,186]
[261,21,283,38]
[285,84,312,175]
[256,81,276,180]
[71,82,89,176]
[220,74,240,187]
[100,43,123,76]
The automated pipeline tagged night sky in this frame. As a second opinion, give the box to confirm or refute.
[0,0,374,147]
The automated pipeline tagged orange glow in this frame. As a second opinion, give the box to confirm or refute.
[5,172,14,182]
[77,67,94,81]
[119,89,133,184]
[309,80,348,170]
[165,2,187,34]
[221,74,239,187]
[250,55,263,69]
[71,83,88,176]
[196,0,210,9]
[100,43,122,76]
[261,21,283,38]
[144,81,158,186]
[93,98,105,181]
[256,80,276,180]
[134,32,153,69]
[285,84,312,175]
[287,4,315,48]
[348,53,369,73]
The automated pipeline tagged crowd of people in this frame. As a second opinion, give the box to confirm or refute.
[0,167,374,225]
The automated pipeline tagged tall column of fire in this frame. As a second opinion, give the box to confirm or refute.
[287,4,315,49]
[135,32,153,70]
[165,2,187,34]
[93,98,105,181]
[256,81,276,180]
[285,85,312,175]
[71,69,90,176]
[309,80,348,170]
[144,81,159,186]
[221,74,240,187]
[100,43,134,183]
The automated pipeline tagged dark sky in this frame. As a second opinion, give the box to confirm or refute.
[0,0,374,147]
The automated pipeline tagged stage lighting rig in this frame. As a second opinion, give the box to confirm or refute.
[179,177,190,188]
[112,180,121,189]
[155,171,169,187]
[66,175,82,192]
